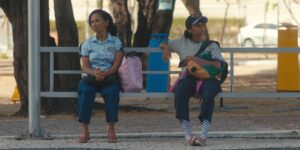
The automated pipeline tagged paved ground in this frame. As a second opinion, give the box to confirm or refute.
[1,134,300,150]
[1,58,300,149]
[1,102,300,150]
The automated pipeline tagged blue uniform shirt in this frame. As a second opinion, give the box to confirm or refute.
[80,33,123,71]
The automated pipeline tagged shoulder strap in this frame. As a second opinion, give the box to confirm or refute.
[79,43,83,57]
[194,40,214,57]
[178,40,213,67]
[219,61,228,84]
[195,40,228,84]
[79,43,82,51]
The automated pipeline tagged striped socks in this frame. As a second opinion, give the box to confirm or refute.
[181,119,211,141]
[181,120,192,141]
[200,120,210,139]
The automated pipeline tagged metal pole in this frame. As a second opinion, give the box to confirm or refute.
[28,0,41,137]
[230,51,234,92]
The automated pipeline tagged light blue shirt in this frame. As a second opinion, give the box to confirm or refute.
[80,33,123,71]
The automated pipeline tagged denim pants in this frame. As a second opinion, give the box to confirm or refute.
[174,75,221,123]
[77,80,120,124]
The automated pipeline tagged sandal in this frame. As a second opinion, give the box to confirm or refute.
[108,134,117,143]
[78,135,90,143]
[187,135,205,146]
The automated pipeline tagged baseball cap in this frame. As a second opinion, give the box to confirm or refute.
[185,14,208,29]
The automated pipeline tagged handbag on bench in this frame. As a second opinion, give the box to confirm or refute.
[118,52,143,92]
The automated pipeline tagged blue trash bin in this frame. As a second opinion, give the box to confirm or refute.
[146,34,169,92]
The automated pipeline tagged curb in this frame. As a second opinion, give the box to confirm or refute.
[2,130,299,140]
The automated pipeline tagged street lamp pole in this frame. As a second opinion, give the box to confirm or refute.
[28,0,42,137]
[27,0,51,139]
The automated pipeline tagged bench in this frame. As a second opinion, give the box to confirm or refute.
[40,47,300,107]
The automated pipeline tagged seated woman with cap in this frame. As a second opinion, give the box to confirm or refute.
[160,14,226,146]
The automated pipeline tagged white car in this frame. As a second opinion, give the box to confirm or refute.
[238,23,279,47]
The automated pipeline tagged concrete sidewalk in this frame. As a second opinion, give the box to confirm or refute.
[1,99,300,149]
[1,94,300,149]
[1,130,300,150]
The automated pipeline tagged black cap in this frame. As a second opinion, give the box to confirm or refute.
[185,15,208,29]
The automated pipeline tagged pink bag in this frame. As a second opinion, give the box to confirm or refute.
[118,56,143,92]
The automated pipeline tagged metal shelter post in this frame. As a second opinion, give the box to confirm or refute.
[28,0,42,137]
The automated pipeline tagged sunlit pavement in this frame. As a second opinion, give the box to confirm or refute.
[1,131,300,150]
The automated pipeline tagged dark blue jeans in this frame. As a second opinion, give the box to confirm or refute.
[174,75,221,123]
[77,80,120,124]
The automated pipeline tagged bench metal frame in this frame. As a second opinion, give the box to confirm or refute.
[28,0,299,138]
[40,47,300,101]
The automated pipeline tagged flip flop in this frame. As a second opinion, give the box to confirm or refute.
[188,136,205,146]
[196,136,206,146]
[108,134,117,143]
[78,135,90,143]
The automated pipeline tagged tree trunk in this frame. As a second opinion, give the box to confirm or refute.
[40,0,59,114]
[0,0,29,116]
[152,0,176,34]
[109,0,132,47]
[181,0,202,15]
[53,0,80,114]
[54,0,78,46]
[133,0,157,47]
[0,0,79,115]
